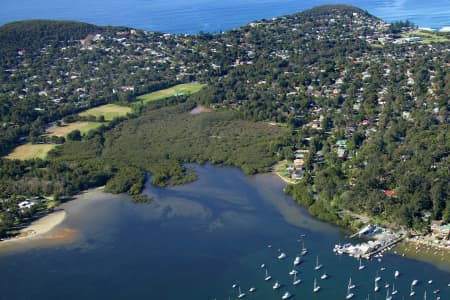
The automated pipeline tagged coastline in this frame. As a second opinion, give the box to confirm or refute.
[272,160,300,185]
[0,210,66,245]
[394,238,450,272]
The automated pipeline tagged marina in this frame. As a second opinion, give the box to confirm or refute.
[334,224,405,259]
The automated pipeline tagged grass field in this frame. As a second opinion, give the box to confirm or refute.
[78,104,131,121]
[46,122,103,137]
[5,144,57,160]
[137,83,206,104]
[403,30,450,44]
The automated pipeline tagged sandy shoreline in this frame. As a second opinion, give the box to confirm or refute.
[0,210,66,245]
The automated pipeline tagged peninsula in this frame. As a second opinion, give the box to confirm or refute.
[0,5,448,254]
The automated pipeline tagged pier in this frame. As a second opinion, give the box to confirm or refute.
[362,236,404,259]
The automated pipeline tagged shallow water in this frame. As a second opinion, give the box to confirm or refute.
[0,164,448,300]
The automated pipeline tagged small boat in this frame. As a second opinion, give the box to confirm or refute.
[433,289,440,294]
[412,279,418,286]
[249,287,256,293]
[264,268,272,281]
[237,286,246,299]
[281,291,292,299]
[386,288,392,300]
[392,282,398,295]
[289,269,298,276]
[320,273,328,280]
[273,281,281,290]
[410,283,416,296]
[348,277,356,289]
[346,278,355,299]
[293,273,301,285]
[385,281,390,289]
[293,256,301,266]
[232,284,237,288]
[427,279,433,284]
[380,267,386,271]
[301,241,308,256]
[375,271,381,282]
[314,256,323,271]
[313,278,320,293]
[358,258,365,270]
[260,263,265,268]
[278,252,287,260]
[374,279,380,292]
[394,270,400,278]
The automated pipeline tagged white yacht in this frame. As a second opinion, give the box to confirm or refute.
[273,281,281,290]
[374,279,380,292]
[386,288,392,300]
[358,258,365,270]
[410,283,416,296]
[314,256,323,271]
[293,273,301,285]
[346,278,355,299]
[412,279,418,286]
[348,277,356,289]
[237,286,246,299]
[278,252,287,260]
[392,282,398,295]
[320,273,328,280]
[264,268,272,281]
[288,269,298,276]
[394,270,400,278]
[249,287,256,293]
[281,291,292,299]
[301,241,308,256]
[313,278,320,293]
[375,271,381,282]
[293,256,301,266]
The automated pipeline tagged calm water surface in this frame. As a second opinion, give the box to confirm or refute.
[1,0,449,32]
[0,164,448,300]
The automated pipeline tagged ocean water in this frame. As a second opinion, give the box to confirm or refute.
[0,0,449,33]
[0,164,448,300]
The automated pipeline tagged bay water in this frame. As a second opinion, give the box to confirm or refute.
[0,164,448,299]
[1,0,449,33]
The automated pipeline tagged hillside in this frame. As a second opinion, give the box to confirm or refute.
[0,5,448,236]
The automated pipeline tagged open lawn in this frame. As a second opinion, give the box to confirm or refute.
[5,144,57,160]
[403,30,450,44]
[46,122,103,137]
[78,104,131,121]
[137,83,206,104]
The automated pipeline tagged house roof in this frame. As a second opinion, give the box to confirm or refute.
[384,190,398,197]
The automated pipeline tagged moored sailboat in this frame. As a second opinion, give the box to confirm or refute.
[293,273,301,285]
[237,286,246,299]
[410,283,416,296]
[313,278,320,292]
[374,279,380,292]
[358,258,365,270]
[314,256,323,270]
[264,268,272,281]
[346,278,355,299]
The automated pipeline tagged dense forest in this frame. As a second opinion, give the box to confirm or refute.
[0,5,448,237]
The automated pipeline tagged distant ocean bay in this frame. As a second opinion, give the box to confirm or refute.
[1,0,449,33]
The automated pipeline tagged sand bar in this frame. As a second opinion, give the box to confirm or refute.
[0,210,66,245]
